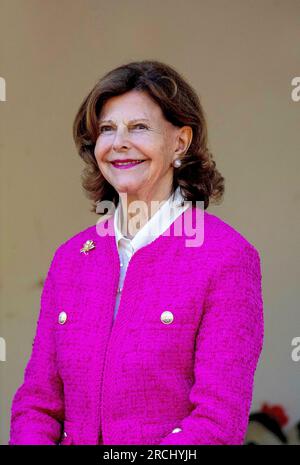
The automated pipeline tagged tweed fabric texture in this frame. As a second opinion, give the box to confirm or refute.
[9,207,264,445]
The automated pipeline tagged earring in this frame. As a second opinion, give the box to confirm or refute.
[173,158,182,168]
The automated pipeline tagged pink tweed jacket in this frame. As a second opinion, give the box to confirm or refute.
[9,207,264,445]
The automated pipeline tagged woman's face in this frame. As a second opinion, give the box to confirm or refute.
[94,89,192,204]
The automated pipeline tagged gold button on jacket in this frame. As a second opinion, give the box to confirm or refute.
[58,311,67,325]
[160,311,174,324]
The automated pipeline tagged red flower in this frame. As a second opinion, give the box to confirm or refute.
[261,403,289,427]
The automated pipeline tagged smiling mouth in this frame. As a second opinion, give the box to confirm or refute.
[111,160,147,169]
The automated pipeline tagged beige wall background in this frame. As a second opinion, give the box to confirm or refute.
[0,0,299,445]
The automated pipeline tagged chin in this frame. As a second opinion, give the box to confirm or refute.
[115,183,143,194]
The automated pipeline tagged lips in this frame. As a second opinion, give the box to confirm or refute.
[111,160,145,164]
[111,159,147,170]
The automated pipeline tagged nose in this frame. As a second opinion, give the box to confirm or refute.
[112,126,130,152]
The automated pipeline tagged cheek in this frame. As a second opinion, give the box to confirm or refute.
[94,138,110,161]
[94,150,104,166]
[153,148,171,170]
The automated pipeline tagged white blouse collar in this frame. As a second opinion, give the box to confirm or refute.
[113,186,190,254]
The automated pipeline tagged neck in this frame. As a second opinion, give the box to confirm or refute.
[118,184,174,239]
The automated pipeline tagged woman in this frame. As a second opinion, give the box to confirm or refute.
[9,60,264,445]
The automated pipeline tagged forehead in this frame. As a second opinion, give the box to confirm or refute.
[99,90,164,122]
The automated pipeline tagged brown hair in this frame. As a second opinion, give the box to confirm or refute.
[72,60,225,215]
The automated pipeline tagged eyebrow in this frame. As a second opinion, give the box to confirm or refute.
[98,118,151,125]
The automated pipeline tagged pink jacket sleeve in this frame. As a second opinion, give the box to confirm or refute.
[9,248,64,445]
[159,242,264,445]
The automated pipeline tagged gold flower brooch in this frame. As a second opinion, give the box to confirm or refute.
[80,240,96,255]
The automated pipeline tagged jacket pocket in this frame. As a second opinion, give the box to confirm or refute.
[141,421,181,444]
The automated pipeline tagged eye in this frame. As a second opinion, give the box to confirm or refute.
[133,124,148,130]
[99,123,148,134]
[99,125,112,133]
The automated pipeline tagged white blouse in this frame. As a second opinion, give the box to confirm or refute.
[112,186,190,321]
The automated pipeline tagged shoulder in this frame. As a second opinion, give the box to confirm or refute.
[48,214,114,274]
[203,211,263,294]
[203,209,261,260]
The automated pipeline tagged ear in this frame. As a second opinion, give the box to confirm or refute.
[173,126,193,159]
